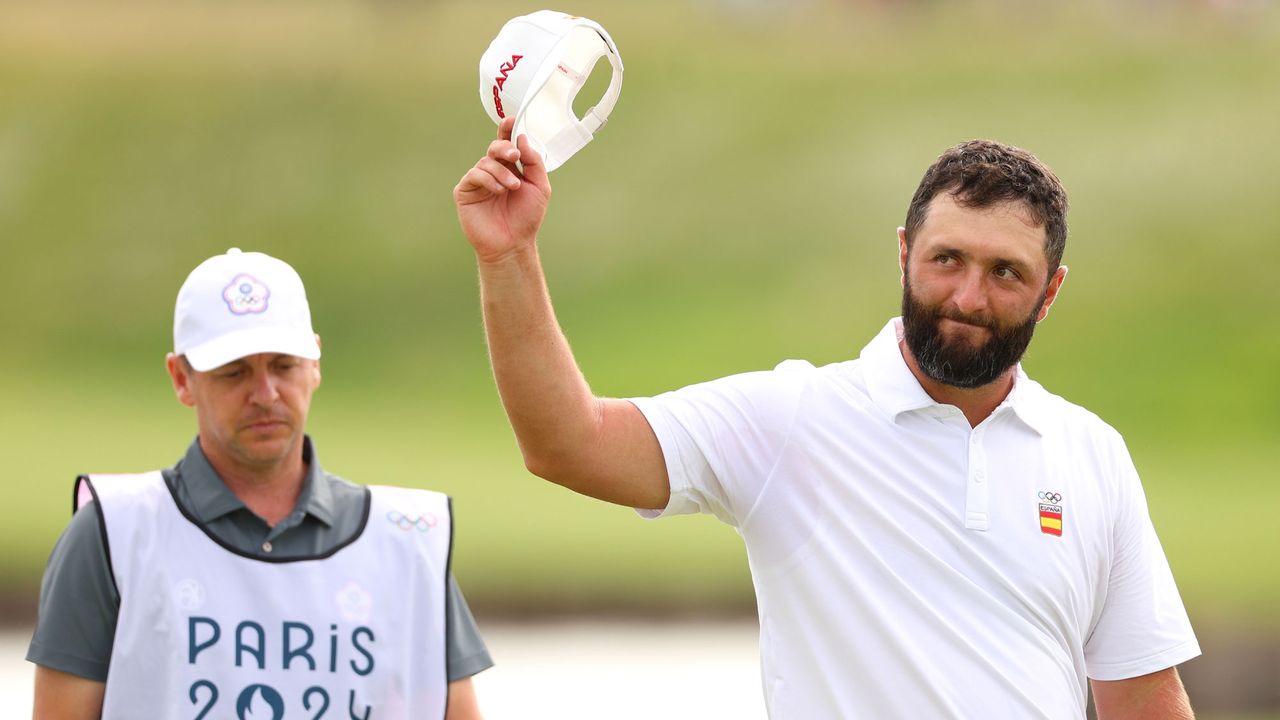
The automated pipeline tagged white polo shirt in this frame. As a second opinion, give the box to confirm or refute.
[630,318,1199,719]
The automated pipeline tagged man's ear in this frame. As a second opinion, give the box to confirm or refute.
[1037,265,1069,322]
[897,227,909,287]
[313,334,322,388]
[166,353,197,407]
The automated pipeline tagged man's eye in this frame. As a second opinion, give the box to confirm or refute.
[994,266,1020,280]
[935,255,953,265]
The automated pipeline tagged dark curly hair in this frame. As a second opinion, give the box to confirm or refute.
[903,140,1068,276]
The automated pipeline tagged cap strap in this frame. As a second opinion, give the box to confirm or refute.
[580,36,624,135]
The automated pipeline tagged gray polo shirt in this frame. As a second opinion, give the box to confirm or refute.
[27,436,492,684]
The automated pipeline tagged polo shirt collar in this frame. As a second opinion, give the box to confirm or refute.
[176,435,337,526]
[860,317,1048,435]
[1003,367,1053,436]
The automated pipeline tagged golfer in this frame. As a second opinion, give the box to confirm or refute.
[29,249,491,719]
[453,118,1200,718]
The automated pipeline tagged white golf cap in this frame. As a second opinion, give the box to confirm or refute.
[173,248,321,371]
[479,10,623,172]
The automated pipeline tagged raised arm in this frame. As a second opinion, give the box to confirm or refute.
[453,118,669,509]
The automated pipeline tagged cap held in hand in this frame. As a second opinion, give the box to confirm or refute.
[479,10,623,173]
[173,248,321,371]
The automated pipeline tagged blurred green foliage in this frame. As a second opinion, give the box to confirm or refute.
[2,0,1278,627]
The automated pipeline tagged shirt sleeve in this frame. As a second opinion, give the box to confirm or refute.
[628,361,812,527]
[1083,437,1201,680]
[445,574,493,681]
[26,502,119,682]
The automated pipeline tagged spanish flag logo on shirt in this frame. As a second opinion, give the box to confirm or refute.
[1038,491,1064,537]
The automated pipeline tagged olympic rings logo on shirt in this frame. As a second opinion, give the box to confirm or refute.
[1038,491,1063,503]
[386,510,438,532]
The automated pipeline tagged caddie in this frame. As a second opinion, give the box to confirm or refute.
[454,119,1201,718]
[28,249,491,719]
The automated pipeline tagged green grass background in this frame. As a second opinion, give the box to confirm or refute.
[2,0,1278,677]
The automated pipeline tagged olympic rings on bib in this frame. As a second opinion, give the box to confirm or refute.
[1037,491,1063,503]
[386,510,438,532]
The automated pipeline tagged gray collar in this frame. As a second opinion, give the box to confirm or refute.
[174,435,336,526]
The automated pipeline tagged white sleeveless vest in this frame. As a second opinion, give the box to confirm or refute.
[77,472,452,720]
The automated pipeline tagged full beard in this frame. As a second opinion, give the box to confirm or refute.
[901,280,1044,389]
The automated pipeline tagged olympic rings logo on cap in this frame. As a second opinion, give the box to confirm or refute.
[386,510,438,532]
[222,273,270,315]
[1038,491,1063,503]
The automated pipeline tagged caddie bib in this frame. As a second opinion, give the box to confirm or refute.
[76,472,451,720]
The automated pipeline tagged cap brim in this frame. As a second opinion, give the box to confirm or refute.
[182,326,321,371]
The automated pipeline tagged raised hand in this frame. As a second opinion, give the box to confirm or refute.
[453,116,552,263]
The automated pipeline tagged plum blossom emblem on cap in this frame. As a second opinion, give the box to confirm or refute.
[223,274,270,315]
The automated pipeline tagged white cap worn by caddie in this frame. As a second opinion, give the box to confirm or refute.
[173,248,321,371]
[479,10,623,172]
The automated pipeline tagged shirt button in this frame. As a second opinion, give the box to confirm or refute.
[974,473,985,484]
[262,541,273,553]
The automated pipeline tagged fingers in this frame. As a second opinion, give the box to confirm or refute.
[455,122,550,202]
[486,138,520,172]
[513,132,549,188]
[454,158,521,200]
[453,167,494,201]
[479,156,522,191]
[490,117,546,183]
[453,139,521,197]
[496,115,515,141]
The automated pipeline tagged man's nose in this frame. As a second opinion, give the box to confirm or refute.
[249,372,280,405]
[952,271,989,315]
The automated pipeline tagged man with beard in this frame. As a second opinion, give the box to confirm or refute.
[454,122,1199,718]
